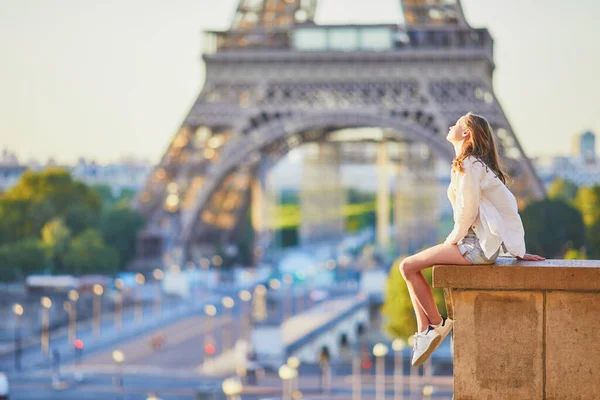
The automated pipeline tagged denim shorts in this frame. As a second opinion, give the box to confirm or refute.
[458,228,501,265]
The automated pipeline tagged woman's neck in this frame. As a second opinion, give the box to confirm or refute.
[452,140,464,157]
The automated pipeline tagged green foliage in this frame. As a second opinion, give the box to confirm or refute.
[587,218,600,259]
[547,178,578,204]
[100,205,144,268]
[4,168,101,216]
[41,218,71,272]
[573,186,600,227]
[63,229,119,275]
[0,239,50,281]
[279,227,299,248]
[236,210,256,266]
[381,257,447,340]
[279,190,299,205]
[564,248,587,260]
[347,188,376,204]
[0,168,102,241]
[0,169,145,280]
[521,199,586,258]
[346,211,376,233]
[92,185,137,209]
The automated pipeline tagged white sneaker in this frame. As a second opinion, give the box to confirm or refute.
[433,316,454,348]
[411,326,441,366]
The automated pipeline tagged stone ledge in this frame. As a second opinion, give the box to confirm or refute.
[432,257,600,291]
[432,257,600,399]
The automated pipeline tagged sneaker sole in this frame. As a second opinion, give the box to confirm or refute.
[412,320,454,367]
[412,334,442,366]
[428,319,454,355]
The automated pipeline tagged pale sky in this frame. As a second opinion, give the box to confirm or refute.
[0,0,598,164]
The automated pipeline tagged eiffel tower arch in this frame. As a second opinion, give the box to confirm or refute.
[132,0,545,268]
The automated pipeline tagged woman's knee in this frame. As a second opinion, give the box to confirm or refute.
[399,257,417,279]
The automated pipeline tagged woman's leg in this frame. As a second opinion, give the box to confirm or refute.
[399,243,471,332]
[406,279,431,333]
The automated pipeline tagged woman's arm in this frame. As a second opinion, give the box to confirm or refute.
[444,159,484,245]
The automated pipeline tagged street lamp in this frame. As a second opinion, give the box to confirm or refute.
[67,290,78,345]
[221,297,235,350]
[268,279,281,290]
[135,273,145,324]
[282,277,293,319]
[287,357,301,394]
[422,384,434,399]
[252,285,267,322]
[407,335,418,397]
[152,268,164,318]
[204,304,217,359]
[12,303,23,371]
[114,279,125,330]
[40,296,52,357]
[238,290,251,340]
[92,284,104,340]
[392,338,406,400]
[112,350,125,397]
[295,285,303,315]
[222,376,243,400]
[282,274,293,285]
[352,356,362,400]
[278,364,297,400]
[373,343,389,400]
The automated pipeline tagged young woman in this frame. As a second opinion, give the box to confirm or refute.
[400,112,545,366]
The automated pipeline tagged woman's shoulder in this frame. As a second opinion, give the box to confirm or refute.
[462,155,487,172]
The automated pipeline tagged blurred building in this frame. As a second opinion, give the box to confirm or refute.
[71,157,152,196]
[572,130,596,165]
[533,131,600,187]
[0,149,26,194]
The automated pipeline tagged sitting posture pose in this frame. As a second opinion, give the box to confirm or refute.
[399,112,545,366]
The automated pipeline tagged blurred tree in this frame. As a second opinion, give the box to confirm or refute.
[63,229,119,275]
[235,210,256,266]
[100,205,144,268]
[521,199,586,258]
[0,169,102,243]
[381,257,447,340]
[41,218,71,272]
[279,189,299,205]
[573,186,600,227]
[64,203,101,235]
[564,248,587,260]
[547,178,578,204]
[0,239,50,281]
[92,185,137,208]
[587,218,600,259]
[347,188,376,204]
[4,168,101,216]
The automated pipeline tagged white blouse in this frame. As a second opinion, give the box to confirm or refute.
[443,155,526,258]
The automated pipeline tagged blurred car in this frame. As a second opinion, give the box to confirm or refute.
[0,372,9,400]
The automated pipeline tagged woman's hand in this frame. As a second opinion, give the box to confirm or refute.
[516,253,546,261]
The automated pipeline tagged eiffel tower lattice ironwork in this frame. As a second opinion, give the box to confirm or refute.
[132,0,545,268]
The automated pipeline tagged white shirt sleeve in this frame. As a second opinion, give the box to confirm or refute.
[444,158,484,245]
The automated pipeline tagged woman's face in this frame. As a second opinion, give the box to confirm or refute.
[446,116,469,143]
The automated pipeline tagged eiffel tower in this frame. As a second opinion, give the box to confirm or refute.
[132,0,545,269]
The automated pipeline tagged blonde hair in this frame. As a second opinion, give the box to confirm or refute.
[451,112,507,184]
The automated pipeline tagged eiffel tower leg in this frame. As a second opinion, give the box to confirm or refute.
[394,143,411,256]
[376,141,391,249]
[300,142,345,246]
[251,161,275,252]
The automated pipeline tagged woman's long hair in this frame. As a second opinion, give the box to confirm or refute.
[451,112,508,185]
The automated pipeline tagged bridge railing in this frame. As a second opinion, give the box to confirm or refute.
[433,258,600,399]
